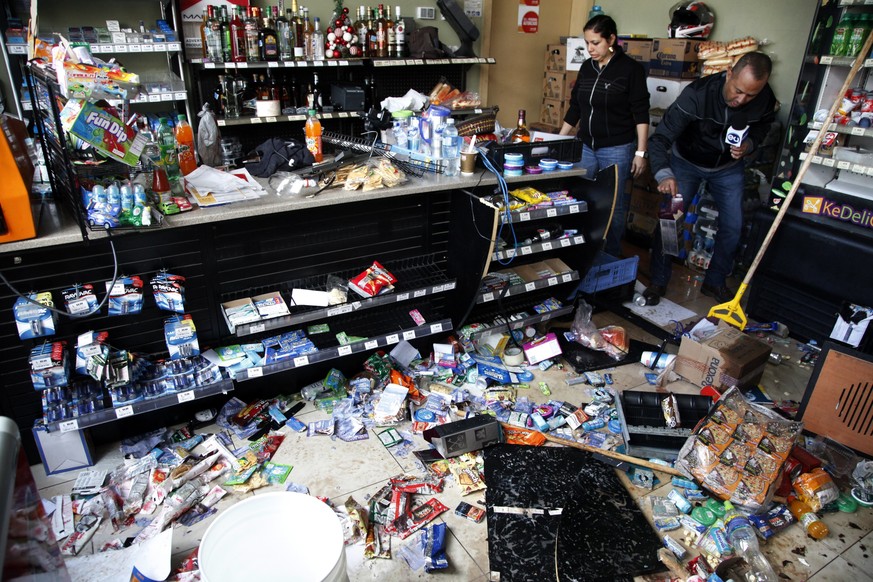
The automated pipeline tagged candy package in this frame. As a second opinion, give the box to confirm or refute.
[675,387,802,512]
[348,261,397,298]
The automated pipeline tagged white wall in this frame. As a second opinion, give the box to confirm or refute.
[594,0,820,126]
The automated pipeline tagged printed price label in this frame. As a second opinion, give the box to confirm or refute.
[268,61,279,67]
[250,117,263,123]
[59,419,79,433]
[474,108,483,114]
[177,390,195,403]
[7,44,25,54]
[248,367,263,379]
[562,273,573,283]
[823,157,835,167]
[525,282,536,292]
[542,241,553,251]
[546,208,557,217]
[327,60,337,66]
[852,164,866,174]
[141,44,154,52]
[148,94,162,103]
[504,249,516,258]
[820,55,833,65]
[812,155,823,164]
[521,246,532,255]
[327,305,353,316]
[446,281,456,290]
[414,289,427,298]
[338,60,349,66]
[395,292,410,301]
[175,92,187,100]
[128,44,141,52]
[238,61,249,67]
[386,334,400,344]
[247,323,265,334]
[97,44,112,52]
[338,345,353,356]
[217,119,226,126]
[482,292,494,302]
[837,160,851,170]
[168,42,182,51]
[293,355,310,367]
[518,212,531,222]
[851,126,866,136]
[114,44,128,52]
[547,277,558,286]
[266,116,278,123]
[569,204,579,213]
[161,93,173,101]
[573,235,585,244]
[430,323,444,333]
[403,330,416,340]
[297,61,308,66]
[365,340,378,350]
[115,405,134,419]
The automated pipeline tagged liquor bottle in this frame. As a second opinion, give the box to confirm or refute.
[259,12,279,61]
[219,6,232,62]
[231,6,247,62]
[245,7,261,62]
[175,114,197,175]
[386,5,396,57]
[367,7,378,57]
[353,6,368,56]
[508,109,531,143]
[302,8,313,60]
[292,1,303,54]
[312,17,325,60]
[276,5,294,61]
[207,5,224,62]
[394,6,405,58]
[305,109,323,162]
[306,72,323,111]
[199,7,210,60]
[375,4,388,57]
[255,73,281,117]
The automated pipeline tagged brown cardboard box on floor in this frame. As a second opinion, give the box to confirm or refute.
[675,321,772,392]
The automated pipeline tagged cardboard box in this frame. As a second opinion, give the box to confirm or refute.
[565,37,588,71]
[540,99,566,128]
[544,44,567,73]
[523,332,562,365]
[649,38,702,79]
[564,72,578,103]
[618,38,653,74]
[675,322,772,392]
[542,72,568,101]
[513,258,572,283]
[423,416,502,459]
[60,99,147,166]
[627,183,662,236]
[33,422,94,476]
[647,77,695,111]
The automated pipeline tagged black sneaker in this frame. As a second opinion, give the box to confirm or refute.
[643,284,666,306]
[701,283,735,303]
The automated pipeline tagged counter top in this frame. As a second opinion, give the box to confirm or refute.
[0,168,587,255]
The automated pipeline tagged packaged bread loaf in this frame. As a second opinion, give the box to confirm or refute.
[727,36,759,56]
[698,40,728,60]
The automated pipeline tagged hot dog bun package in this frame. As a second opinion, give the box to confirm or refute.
[676,386,802,512]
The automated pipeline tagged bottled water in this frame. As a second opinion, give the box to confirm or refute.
[441,118,460,177]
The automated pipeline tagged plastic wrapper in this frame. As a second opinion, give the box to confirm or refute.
[447,453,485,495]
[364,523,391,559]
[676,387,802,512]
[749,503,794,539]
[444,90,481,110]
[853,460,873,502]
[599,325,628,353]
[326,275,348,305]
[570,300,625,360]
[422,523,449,572]
[792,468,839,512]
[349,261,397,298]
[196,103,222,167]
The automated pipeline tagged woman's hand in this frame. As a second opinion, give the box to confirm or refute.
[631,155,647,178]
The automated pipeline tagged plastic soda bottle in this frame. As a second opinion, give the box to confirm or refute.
[723,501,778,582]
[175,114,198,175]
[305,109,323,163]
[788,496,829,540]
[151,166,172,204]
[441,118,460,177]
[156,117,180,181]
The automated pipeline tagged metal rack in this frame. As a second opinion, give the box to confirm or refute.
[322,130,442,176]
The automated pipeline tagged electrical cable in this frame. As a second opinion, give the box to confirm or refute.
[0,232,120,319]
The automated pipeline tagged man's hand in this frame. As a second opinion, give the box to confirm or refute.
[631,156,647,178]
[657,177,678,196]
[731,141,752,159]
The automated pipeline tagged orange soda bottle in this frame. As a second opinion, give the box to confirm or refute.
[305,109,323,163]
[175,114,198,175]
[788,495,829,539]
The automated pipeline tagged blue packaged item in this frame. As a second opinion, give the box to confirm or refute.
[671,476,698,489]
[29,341,70,390]
[62,284,99,317]
[151,272,186,313]
[163,315,200,359]
[668,489,693,514]
[14,292,56,340]
[106,276,144,315]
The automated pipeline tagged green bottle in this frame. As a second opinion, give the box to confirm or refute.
[831,12,854,56]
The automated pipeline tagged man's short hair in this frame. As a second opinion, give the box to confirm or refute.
[733,52,772,80]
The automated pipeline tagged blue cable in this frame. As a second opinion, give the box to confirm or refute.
[476,146,518,266]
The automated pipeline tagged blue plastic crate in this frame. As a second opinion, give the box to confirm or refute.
[579,252,639,294]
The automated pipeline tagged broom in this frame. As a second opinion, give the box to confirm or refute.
[710,30,873,329]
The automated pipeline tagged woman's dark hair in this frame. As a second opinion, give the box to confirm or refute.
[584,15,617,40]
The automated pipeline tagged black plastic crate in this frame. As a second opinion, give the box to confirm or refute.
[481,138,583,170]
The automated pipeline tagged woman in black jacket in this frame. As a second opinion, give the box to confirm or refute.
[560,15,650,257]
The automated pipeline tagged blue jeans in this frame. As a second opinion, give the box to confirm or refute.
[580,142,634,257]
[650,155,744,288]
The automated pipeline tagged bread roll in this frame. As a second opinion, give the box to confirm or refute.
[726,36,759,56]
[698,41,727,60]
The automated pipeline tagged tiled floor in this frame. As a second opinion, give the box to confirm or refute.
[33,246,873,581]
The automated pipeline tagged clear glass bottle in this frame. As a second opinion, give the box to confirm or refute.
[245,7,261,62]
[276,5,294,61]
[353,6,368,56]
[230,6,247,62]
[199,7,210,60]
[302,7,313,60]
[312,17,325,60]
[394,6,405,58]
[219,6,232,62]
[207,5,224,62]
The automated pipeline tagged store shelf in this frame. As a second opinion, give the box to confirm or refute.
[89,42,182,54]
[466,302,574,340]
[217,110,362,127]
[49,378,234,433]
[799,151,873,175]
[6,43,26,55]
[500,201,588,224]
[224,257,456,336]
[808,121,873,138]
[839,0,873,5]
[810,54,873,67]
[237,311,453,382]
[477,270,579,304]
[371,57,495,66]
[448,106,499,117]
[493,234,586,261]
[198,59,365,69]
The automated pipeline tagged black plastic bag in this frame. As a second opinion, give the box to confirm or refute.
[245,137,314,177]
[408,26,448,59]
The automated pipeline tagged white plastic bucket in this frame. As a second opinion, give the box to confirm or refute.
[199,491,348,582]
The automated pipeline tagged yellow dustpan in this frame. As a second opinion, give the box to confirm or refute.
[709,30,873,329]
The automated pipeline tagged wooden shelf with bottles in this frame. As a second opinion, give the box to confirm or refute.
[191,56,495,70]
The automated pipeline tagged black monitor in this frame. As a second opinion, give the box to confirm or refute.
[437,0,480,57]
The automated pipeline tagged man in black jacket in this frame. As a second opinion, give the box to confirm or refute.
[643,52,777,305]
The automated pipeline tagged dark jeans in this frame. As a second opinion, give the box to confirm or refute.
[650,155,744,289]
